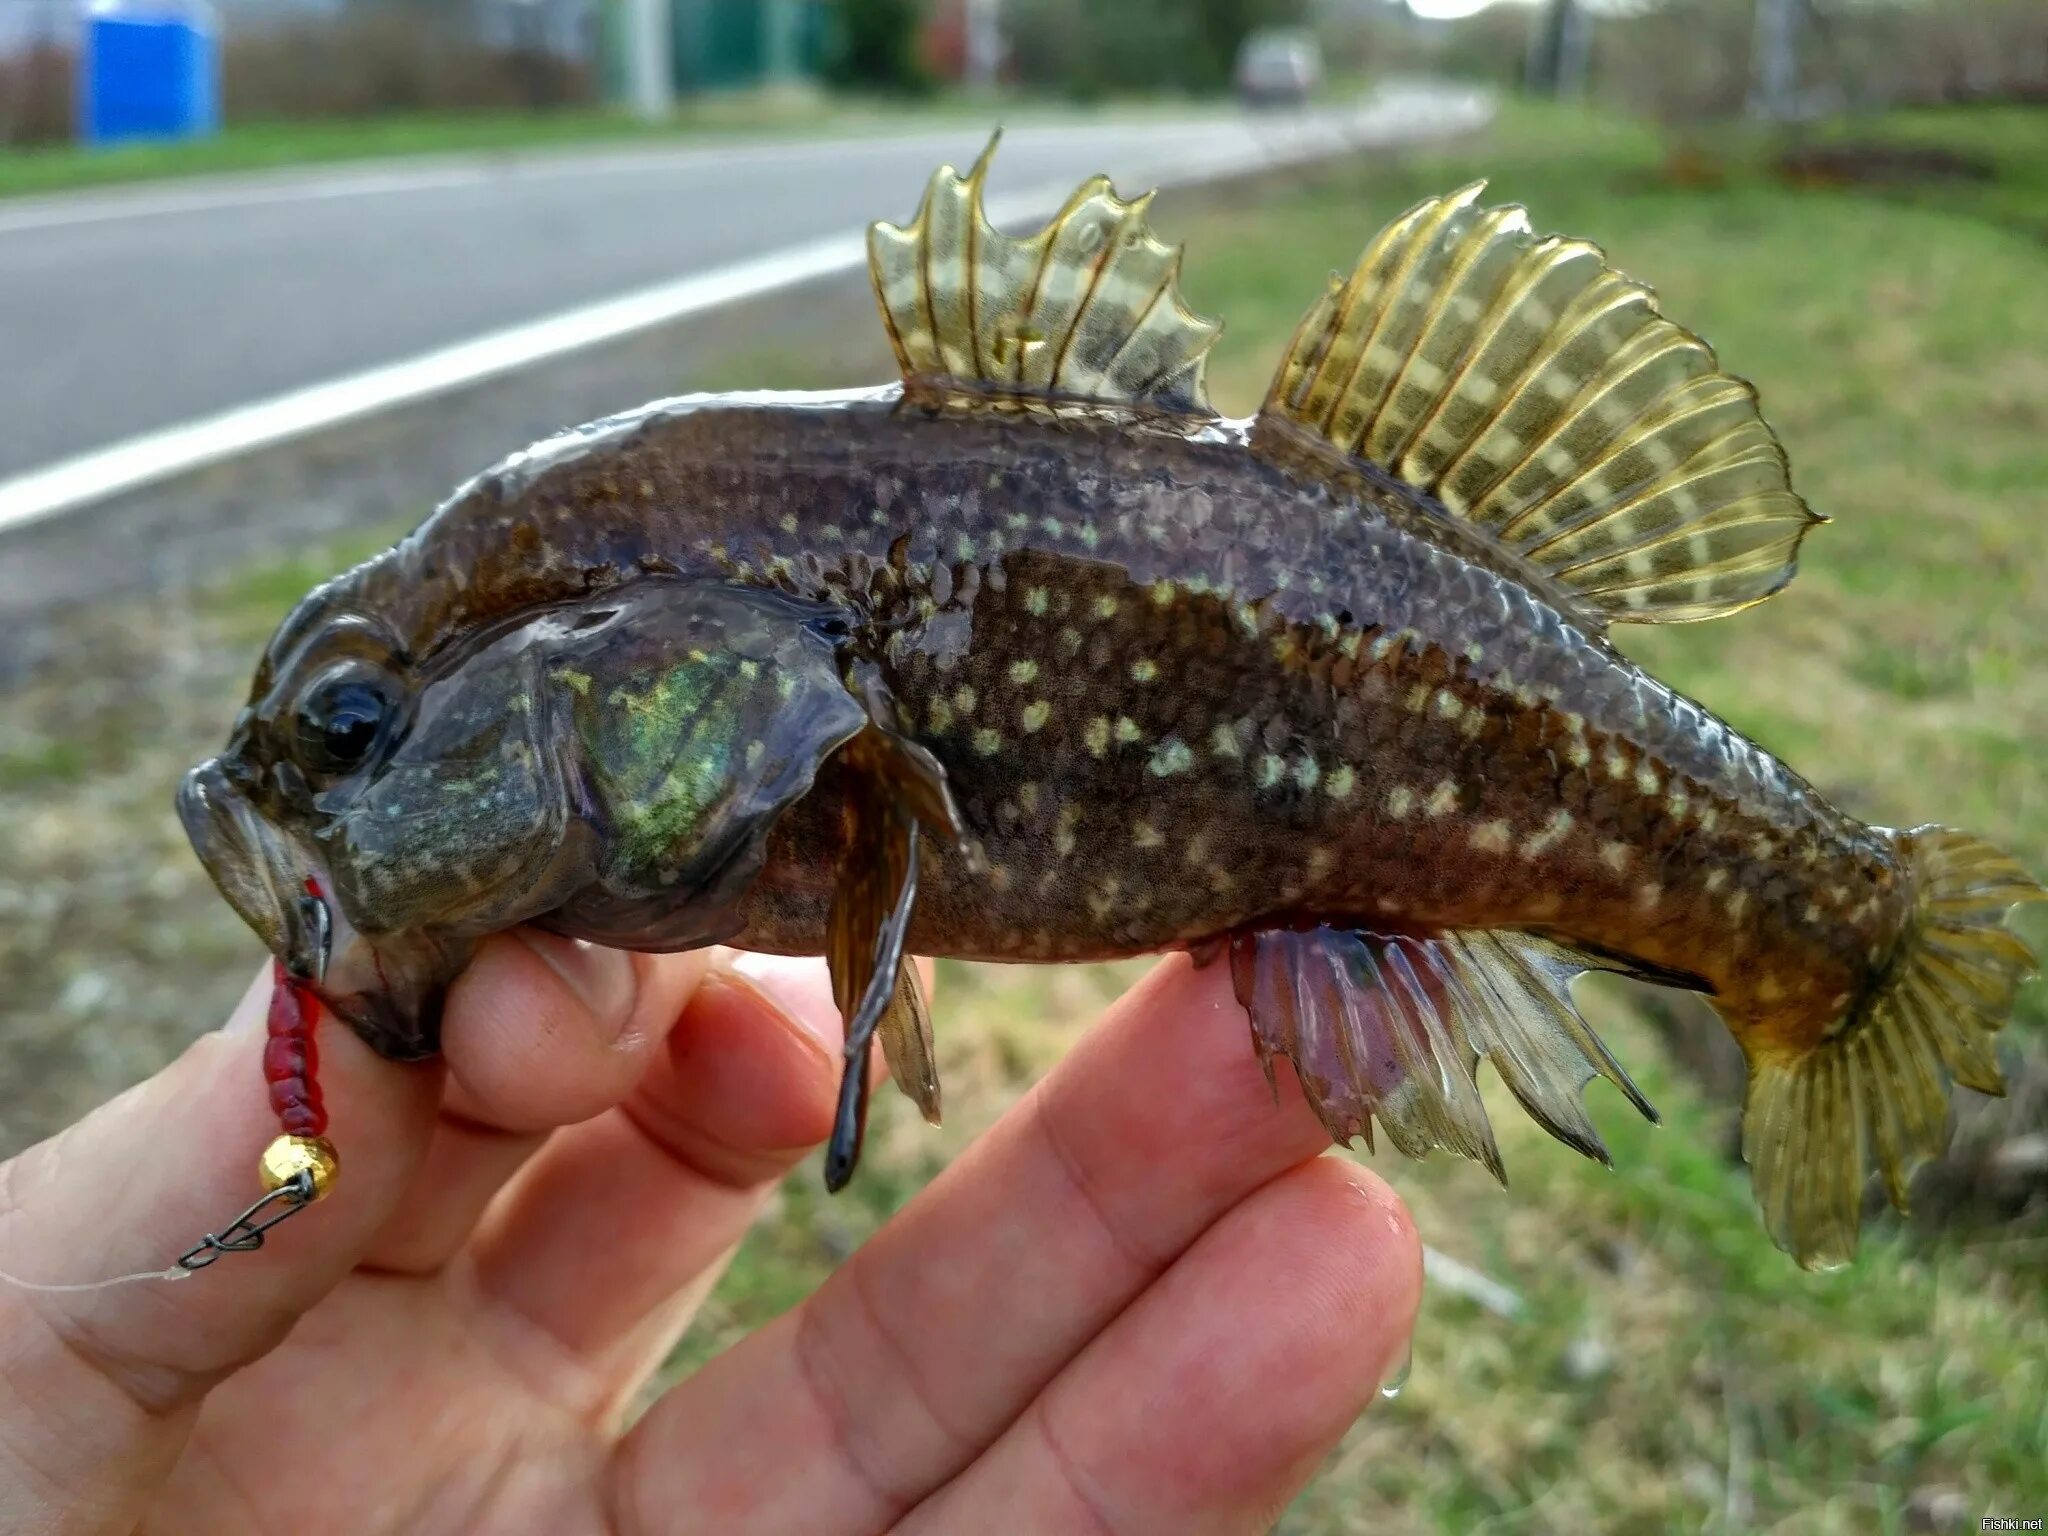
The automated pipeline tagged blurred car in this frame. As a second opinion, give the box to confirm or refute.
[1234,28,1323,108]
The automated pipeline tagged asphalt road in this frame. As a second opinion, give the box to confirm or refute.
[0,85,1488,485]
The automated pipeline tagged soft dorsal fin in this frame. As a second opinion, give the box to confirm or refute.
[1253,183,1823,625]
[868,133,1220,417]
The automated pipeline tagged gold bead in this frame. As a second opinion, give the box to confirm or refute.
[259,1134,340,1201]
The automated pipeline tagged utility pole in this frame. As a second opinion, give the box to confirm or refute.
[1749,0,1800,119]
[622,0,672,120]
[964,0,1003,90]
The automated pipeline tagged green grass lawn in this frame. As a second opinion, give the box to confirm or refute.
[0,92,983,201]
[6,95,2044,1533]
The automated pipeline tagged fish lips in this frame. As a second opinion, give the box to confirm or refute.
[178,757,459,1061]
[178,757,328,980]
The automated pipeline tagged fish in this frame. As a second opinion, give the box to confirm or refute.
[180,138,2044,1269]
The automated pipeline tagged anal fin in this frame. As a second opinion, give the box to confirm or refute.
[1230,926,1658,1181]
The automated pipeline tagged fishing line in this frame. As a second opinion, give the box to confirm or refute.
[2,889,341,1299]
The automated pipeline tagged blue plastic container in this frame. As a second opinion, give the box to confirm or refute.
[80,3,220,146]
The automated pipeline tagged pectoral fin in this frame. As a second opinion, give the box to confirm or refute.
[824,723,962,1190]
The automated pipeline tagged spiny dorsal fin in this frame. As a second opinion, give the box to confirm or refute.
[868,133,1220,417]
[1254,183,1824,625]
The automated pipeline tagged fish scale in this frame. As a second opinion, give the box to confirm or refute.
[182,140,2043,1269]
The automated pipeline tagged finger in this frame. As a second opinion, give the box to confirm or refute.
[358,933,707,1274]
[611,952,1341,1533]
[0,968,441,1528]
[459,954,873,1387]
[900,1161,1421,1535]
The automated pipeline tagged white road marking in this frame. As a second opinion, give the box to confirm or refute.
[0,90,1490,537]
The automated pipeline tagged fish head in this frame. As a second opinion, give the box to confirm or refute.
[184,574,872,1061]
[179,589,561,1060]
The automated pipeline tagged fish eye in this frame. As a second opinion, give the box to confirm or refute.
[294,668,397,776]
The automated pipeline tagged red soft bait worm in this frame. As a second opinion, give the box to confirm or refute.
[265,959,327,1137]
[263,875,331,1137]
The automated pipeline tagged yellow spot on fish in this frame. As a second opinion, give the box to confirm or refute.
[1114,716,1142,745]
[1059,627,1083,655]
[1257,754,1285,789]
[1293,756,1320,792]
[1604,749,1630,781]
[1210,723,1242,759]
[1406,685,1431,714]
[1726,890,1750,920]
[1698,805,1720,832]
[1130,659,1158,683]
[1667,788,1690,820]
[555,668,592,696]
[1024,587,1048,616]
[1426,780,1459,817]
[973,728,1002,756]
[1705,868,1729,892]
[1567,741,1592,768]
[1085,718,1111,756]
[1022,700,1050,733]
[1018,783,1041,815]
[1600,841,1631,872]
[1055,807,1080,857]
[1636,765,1660,797]
[744,741,765,769]
[1387,785,1415,819]
[1151,580,1177,606]
[927,699,954,732]
[1094,594,1119,619]
[1636,882,1662,909]
[1435,690,1464,720]
[1183,830,1211,868]
[1325,765,1356,800]
[1470,820,1511,854]
[737,659,761,681]
[954,684,978,715]
[1751,835,1774,860]
[1009,660,1039,685]
[1803,903,1822,923]
[1148,739,1192,776]
[1133,821,1164,849]
[1521,809,1573,857]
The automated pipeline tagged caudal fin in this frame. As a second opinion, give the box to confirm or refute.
[1739,827,2044,1269]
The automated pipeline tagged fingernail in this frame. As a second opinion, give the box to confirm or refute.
[516,930,639,1041]
[726,952,841,1054]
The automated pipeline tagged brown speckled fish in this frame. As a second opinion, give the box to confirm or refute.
[181,140,2044,1268]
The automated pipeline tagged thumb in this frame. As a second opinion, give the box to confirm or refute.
[0,964,441,1534]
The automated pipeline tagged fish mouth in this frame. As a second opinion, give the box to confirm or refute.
[179,757,464,1061]
[179,758,330,980]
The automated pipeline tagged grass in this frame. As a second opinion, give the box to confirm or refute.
[0,83,1253,202]
[0,92,973,201]
[13,94,2046,1532]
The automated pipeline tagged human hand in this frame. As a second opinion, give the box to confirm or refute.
[0,939,1421,1535]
